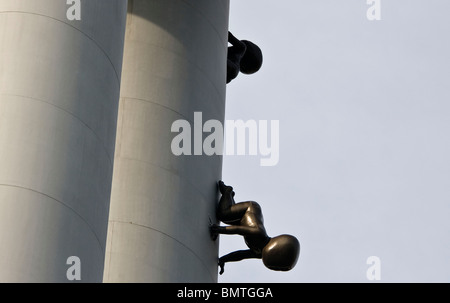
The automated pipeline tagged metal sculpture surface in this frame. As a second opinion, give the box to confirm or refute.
[227,32,263,83]
[210,181,300,275]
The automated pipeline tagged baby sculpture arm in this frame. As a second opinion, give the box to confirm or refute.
[218,250,261,275]
[210,224,262,237]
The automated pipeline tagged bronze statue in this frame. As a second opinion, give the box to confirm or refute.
[210,181,300,275]
[227,32,263,83]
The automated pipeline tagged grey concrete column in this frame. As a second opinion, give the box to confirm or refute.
[0,0,127,282]
[103,0,229,282]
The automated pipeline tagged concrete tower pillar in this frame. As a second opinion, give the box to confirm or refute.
[103,0,230,282]
[0,0,127,282]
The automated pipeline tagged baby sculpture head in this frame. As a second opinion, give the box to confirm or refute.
[239,40,263,75]
[262,234,300,271]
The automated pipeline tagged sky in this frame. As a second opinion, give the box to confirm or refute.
[218,0,450,283]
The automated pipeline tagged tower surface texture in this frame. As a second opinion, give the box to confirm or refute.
[0,0,127,282]
[0,0,228,283]
[103,0,230,283]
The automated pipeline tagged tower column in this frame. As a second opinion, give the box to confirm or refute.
[103,0,229,282]
[0,0,127,282]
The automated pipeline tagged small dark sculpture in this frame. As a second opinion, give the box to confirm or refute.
[210,181,300,275]
[227,32,263,83]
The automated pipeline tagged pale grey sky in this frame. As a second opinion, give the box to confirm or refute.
[218,0,450,283]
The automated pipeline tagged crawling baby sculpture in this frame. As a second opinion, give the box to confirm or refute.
[227,32,263,84]
[210,181,300,275]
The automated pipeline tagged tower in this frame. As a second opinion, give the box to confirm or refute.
[0,0,127,282]
[103,0,229,282]
[0,0,229,282]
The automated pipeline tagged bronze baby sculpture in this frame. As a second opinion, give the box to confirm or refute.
[210,181,300,275]
[227,32,263,84]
